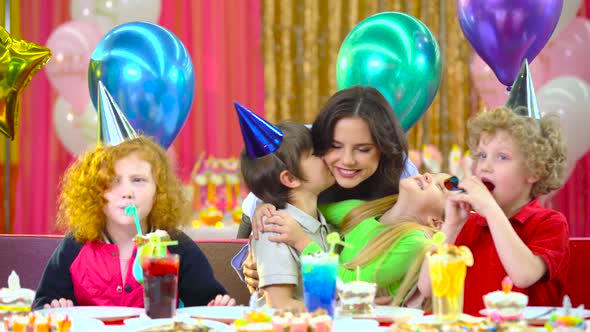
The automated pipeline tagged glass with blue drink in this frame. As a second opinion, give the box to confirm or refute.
[301,252,338,317]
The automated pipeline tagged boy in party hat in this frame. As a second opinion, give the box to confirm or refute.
[33,82,233,309]
[419,60,570,314]
[236,102,335,310]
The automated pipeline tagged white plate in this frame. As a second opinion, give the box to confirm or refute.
[337,305,424,324]
[479,306,590,320]
[125,314,231,331]
[0,317,104,332]
[333,318,379,331]
[176,306,275,324]
[34,306,144,322]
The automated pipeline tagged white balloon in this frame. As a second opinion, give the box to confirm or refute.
[550,0,583,40]
[70,0,162,33]
[53,97,98,156]
[538,76,590,177]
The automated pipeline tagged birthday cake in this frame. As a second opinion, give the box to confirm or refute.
[234,309,333,332]
[2,312,71,332]
[0,271,35,316]
[483,277,528,320]
[337,280,376,316]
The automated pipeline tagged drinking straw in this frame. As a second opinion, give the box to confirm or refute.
[124,205,142,236]
[326,232,351,255]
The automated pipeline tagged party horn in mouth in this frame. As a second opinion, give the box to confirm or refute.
[444,176,495,192]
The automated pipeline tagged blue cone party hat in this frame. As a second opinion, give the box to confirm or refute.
[504,59,541,120]
[234,102,283,158]
[97,81,137,145]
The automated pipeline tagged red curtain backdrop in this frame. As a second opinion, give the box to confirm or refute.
[549,152,590,237]
[13,0,264,234]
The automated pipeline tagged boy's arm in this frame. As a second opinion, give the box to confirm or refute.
[451,178,548,288]
[263,285,305,310]
[485,207,563,288]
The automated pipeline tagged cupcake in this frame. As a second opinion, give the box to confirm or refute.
[0,271,35,317]
[483,276,528,321]
[545,296,587,332]
[337,280,377,316]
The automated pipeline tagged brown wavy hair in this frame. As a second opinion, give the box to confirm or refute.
[467,107,566,198]
[57,136,192,242]
[312,85,408,202]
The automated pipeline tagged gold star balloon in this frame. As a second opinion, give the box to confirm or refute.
[0,26,51,139]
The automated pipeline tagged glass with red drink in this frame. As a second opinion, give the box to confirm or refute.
[141,254,179,318]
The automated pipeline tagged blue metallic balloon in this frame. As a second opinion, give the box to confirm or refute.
[88,21,195,149]
[234,102,283,158]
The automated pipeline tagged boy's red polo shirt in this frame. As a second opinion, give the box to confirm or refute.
[455,199,570,315]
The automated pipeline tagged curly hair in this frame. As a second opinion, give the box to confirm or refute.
[57,136,192,242]
[467,107,566,198]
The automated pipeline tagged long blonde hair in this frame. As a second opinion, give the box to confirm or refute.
[340,195,435,306]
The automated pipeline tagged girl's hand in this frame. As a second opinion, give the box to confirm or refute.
[43,298,74,309]
[264,211,312,252]
[208,294,236,306]
[453,176,501,218]
[251,203,277,240]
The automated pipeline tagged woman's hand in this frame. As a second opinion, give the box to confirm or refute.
[264,211,312,252]
[43,298,74,309]
[208,294,236,306]
[251,203,277,240]
[242,246,259,293]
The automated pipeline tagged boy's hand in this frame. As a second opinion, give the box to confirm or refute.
[208,294,236,306]
[264,211,312,252]
[455,176,500,218]
[251,203,277,240]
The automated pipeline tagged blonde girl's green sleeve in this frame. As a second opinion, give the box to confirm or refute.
[338,230,429,296]
[318,200,365,227]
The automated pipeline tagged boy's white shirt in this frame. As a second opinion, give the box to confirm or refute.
[251,203,330,298]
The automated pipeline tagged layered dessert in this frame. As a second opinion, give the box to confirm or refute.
[337,280,377,316]
[483,276,528,321]
[0,271,35,317]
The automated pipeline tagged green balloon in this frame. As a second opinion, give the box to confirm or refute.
[336,12,442,131]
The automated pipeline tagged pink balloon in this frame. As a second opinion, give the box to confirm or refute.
[470,55,548,109]
[45,20,103,113]
[538,18,590,84]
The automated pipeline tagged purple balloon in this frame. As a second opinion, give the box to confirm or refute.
[456,0,562,87]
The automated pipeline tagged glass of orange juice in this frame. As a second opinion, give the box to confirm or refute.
[427,244,473,322]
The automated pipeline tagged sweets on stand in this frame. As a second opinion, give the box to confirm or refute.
[483,276,528,322]
[0,271,35,318]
